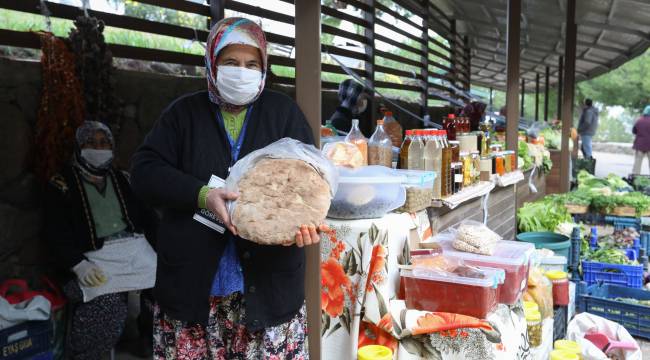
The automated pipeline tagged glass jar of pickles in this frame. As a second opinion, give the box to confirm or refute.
[526,309,542,347]
[471,151,480,184]
[461,151,472,187]
[503,150,513,172]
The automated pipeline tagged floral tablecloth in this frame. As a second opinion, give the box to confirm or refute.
[320,212,535,360]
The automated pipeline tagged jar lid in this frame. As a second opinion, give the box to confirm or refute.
[525,309,541,322]
[358,345,393,360]
[470,150,480,154]
[554,340,581,353]
[550,349,579,360]
[545,270,568,281]
[449,140,460,144]
[459,151,469,156]
[523,301,539,312]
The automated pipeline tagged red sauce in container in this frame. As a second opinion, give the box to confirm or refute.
[545,270,570,306]
[401,267,504,319]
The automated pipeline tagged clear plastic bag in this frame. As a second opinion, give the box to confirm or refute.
[225,138,339,244]
[433,220,502,255]
[322,141,365,169]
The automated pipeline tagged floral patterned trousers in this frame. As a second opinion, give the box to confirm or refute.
[153,292,309,360]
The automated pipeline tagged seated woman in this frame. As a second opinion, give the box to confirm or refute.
[44,121,159,359]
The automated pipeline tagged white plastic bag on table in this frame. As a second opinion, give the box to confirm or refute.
[566,313,641,360]
[226,137,338,206]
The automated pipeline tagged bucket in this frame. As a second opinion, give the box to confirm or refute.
[516,232,571,262]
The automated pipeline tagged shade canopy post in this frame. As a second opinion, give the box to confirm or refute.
[560,0,577,193]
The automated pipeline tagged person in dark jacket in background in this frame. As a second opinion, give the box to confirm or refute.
[577,98,599,159]
[632,105,650,174]
[130,18,324,359]
[329,78,370,132]
[44,121,158,359]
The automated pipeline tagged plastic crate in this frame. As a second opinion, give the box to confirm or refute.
[32,352,53,360]
[641,231,650,254]
[572,213,604,225]
[553,306,568,342]
[577,283,650,340]
[604,216,641,230]
[0,321,52,360]
[581,260,643,288]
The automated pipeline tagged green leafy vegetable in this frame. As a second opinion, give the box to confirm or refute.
[591,191,650,217]
[584,247,636,265]
[540,128,561,150]
[633,176,650,191]
[517,199,573,233]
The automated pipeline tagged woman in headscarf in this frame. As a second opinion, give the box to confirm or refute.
[632,105,650,174]
[130,18,322,359]
[44,121,159,359]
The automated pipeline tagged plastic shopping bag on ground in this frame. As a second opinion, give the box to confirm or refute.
[566,313,641,360]
[225,138,339,244]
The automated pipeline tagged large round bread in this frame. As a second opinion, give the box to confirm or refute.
[232,158,332,244]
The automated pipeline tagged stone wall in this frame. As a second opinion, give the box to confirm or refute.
[0,57,443,280]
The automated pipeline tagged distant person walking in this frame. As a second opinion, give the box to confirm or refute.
[632,105,650,174]
[577,98,599,159]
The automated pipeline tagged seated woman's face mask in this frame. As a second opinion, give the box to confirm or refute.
[216,65,262,106]
[81,149,113,168]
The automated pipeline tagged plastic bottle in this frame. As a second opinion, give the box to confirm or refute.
[432,130,443,199]
[399,130,412,170]
[368,119,393,168]
[441,130,452,197]
[408,130,425,170]
[345,119,368,166]
[382,111,403,148]
[446,114,457,140]
[423,130,436,172]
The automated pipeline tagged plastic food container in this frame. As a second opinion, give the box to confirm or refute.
[550,349,579,360]
[545,270,570,306]
[401,266,505,319]
[523,301,539,313]
[328,166,406,219]
[554,340,581,357]
[358,345,393,360]
[526,309,542,347]
[394,170,436,213]
[437,239,534,305]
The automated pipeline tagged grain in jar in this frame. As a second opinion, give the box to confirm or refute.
[480,156,492,181]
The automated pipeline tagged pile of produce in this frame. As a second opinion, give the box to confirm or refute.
[632,176,650,192]
[598,228,640,249]
[577,170,632,193]
[518,140,552,174]
[590,191,650,217]
[517,198,573,233]
[614,298,650,307]
[583,247,637,265]
[546,187,593,207]
[539,128,561,150]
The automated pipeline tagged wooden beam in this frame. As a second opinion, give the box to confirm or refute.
[422,2,430,114]
[560,0,577,193]
[544,66,550,121]
[535,73,540,121]
[520,78,525,117]
[294,1,322,359]
[209,0,225,27]
[557,55,563,119]
[506,0,521,158]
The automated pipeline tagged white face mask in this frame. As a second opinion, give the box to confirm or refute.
[81,149,113,168]
[216,65,263,106]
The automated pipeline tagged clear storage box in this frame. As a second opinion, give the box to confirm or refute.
[394,170,436,213]
[327,166,406,219]
[401,266,505,319]
[437,239,534,305]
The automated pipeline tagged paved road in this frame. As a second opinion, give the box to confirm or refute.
[593,151,648,178]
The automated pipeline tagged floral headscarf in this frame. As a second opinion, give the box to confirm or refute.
[205,17,268,112]
[73,121,114,177]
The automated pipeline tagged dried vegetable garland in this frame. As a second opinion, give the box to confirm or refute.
[34,31,85,182]
[68,16,120,134]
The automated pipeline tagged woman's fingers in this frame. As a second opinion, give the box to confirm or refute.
[295,230,304,248]
[300,225,311,246]
[308,225,320,245]
[317,224,330,234]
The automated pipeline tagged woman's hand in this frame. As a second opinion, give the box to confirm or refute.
[282,224,330,248]
[206,188,239,235]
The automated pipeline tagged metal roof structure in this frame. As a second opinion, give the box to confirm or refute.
[433,0,650,91]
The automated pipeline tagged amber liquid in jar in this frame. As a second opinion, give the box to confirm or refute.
[495,155,505,176]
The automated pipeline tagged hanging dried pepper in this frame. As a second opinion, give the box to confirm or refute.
[34,31,85,182]
[68,16,120,134]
